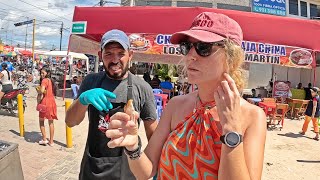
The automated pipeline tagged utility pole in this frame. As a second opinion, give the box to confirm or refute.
[60,22,63,51]
[32,19,35,61]
[25,17,29,50]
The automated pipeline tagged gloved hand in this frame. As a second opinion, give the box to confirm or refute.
[79,88,116,112]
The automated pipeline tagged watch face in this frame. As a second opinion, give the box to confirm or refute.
[226,132,240,147]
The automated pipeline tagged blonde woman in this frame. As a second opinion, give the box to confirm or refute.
[106,12,266,179]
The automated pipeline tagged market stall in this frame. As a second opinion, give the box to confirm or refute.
[69,6,320,93]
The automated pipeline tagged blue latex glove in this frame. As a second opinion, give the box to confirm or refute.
[79,88,116,112]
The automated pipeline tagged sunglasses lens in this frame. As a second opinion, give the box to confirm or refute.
[195,42,213,57]
[179,42,191,56]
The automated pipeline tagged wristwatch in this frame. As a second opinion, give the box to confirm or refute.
[220,132,243,148]
[124,136,142,160]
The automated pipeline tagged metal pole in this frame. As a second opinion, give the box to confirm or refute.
[60,22,63,51]
[32,19,35,61]
[130,0,134,6]
[10,30,12,46]
[25,18,29,50]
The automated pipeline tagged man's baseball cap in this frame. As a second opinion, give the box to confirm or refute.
[170,12,243,46]
[101,29,130,50]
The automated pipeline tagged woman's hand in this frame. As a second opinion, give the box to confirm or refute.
[214,73,242,134]
[106,111,140,151]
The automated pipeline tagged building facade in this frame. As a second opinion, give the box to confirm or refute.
[121,0,320,19]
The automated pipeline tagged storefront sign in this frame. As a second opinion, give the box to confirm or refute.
[252,0,286,16]
[72,21,87,34]
[128,34,181,56]
[242,41,313,69]
[273,81,291,98]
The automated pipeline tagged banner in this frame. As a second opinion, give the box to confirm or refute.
[128,34,180,56]
[273,81,291,98]
[252,0,286,16]
[3,46,14,53]
[242,41,313,69]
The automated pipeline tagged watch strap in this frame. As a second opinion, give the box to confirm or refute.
[124,136,142,160]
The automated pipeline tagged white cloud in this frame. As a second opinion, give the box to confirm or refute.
[34,40,42,47]
[36,26,60,36]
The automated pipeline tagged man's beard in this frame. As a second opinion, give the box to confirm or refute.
[104,62,129,80]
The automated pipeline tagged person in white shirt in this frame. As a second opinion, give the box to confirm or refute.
[0,63,14,102]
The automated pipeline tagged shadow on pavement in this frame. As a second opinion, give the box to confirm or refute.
[9,129,66,147]
[297,160,320,163]
[0,109,17,117]
[277,132,314,140]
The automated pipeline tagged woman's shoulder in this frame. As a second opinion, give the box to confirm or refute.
[240,98,266,129]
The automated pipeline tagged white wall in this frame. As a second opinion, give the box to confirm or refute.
[273,65,288,81]
[247,63,272,89]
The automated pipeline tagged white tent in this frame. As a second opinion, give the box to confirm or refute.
[42,51,89,61]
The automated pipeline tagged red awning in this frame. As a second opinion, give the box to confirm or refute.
[19,49,32,56]
[72,6,320,52]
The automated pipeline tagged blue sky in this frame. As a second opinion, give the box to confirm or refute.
[0,0,120,51]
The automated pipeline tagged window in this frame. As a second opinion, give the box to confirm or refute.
[177,1,212,8]
[135,0,172,6]
[310,4,320,18]
[217,3,251,12]
[300,1,307,17]
[289,0,299,15]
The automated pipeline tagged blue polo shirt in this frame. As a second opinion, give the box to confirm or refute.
[160,81,173,90]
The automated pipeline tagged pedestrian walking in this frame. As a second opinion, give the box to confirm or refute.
[37,67,57,146]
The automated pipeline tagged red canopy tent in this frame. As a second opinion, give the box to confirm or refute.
[72,6,320,51]
[64,6,320,98]
[18,49,32,56]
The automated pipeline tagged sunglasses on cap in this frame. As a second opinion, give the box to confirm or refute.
[179,41,225,57]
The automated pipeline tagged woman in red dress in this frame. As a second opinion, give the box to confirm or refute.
[37,67,57,146]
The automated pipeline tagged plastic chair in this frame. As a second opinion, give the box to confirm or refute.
[161,88,172,99]
[293,100,309,120]
[268,103,289,130]
[154,95,163,120]
[262,98,276,103]
[153,89,163,94]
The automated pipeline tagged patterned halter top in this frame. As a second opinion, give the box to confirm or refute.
[157,99,222,180]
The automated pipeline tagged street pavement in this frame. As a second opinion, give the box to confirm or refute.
[0,84,149,180]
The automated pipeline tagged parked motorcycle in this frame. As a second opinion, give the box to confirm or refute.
[0,88,27,115]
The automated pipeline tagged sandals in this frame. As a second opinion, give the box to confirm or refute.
[48,143,54,147]
[299,132,305,135]
[38,139,49,145]
[313,137,319,141]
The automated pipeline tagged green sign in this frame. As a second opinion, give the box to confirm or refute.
[72,22,87,34]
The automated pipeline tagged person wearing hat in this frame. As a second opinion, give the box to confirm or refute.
[106,12,266,179]
[300,87,320,141]
[65,29,158,180]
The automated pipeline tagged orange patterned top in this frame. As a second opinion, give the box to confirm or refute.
[157,101,222,180]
